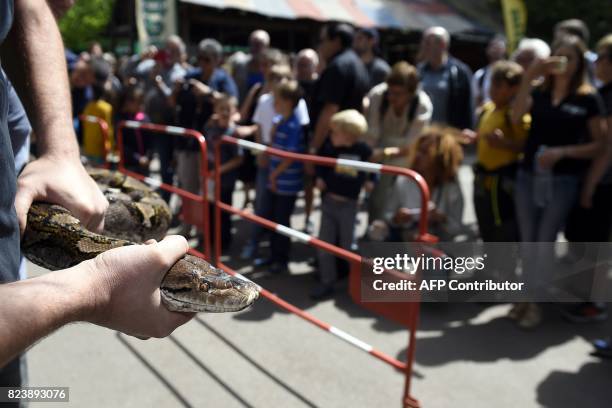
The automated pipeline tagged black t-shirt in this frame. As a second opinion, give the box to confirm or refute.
[599,82,612,116]
[311,49,369,127]
[522,88,604,174]
[316,139,372,200]
[598,82,612,184]
[365,57,391,89]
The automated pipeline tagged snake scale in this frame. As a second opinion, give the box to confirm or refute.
[21,168,260,313]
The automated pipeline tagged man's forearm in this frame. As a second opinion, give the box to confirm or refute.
[0,271,88,366]
[1,0,79,159]
[311,104,339,150]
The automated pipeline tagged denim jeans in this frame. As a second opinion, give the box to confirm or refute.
[246,165,270,251]
[262,189,297,265]
[515,169,580,294]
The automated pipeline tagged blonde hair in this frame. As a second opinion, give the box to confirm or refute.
[596,34,612,61]
[330,109,368,138]
[406,126,463,183]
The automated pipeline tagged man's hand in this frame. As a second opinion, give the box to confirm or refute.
[189,79,212,98]
[484,129,507,149]
[537,147,565,170]
[364,180,375,193]
[393,208,415,224]
[315,178,326,191]
[77,235,194,338]
[461,129,478,144]
[269,172,278,192]
[0,236,193,364]
[14,157,108,234]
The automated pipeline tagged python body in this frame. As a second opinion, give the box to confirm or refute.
[21,168,259,313]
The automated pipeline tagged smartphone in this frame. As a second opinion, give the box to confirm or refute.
[154,49,169,66]
[551,56,568,75]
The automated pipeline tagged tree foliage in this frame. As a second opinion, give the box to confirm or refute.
[524,0,612,47]
[59,0,116,51]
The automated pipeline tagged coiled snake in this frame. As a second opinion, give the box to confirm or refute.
[21,168,260,313]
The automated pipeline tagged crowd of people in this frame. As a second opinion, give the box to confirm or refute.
[65,20,612,344]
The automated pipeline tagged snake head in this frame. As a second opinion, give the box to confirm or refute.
[160,254,260,313]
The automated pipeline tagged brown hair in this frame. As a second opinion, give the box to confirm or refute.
[490,60,523,87]
[274,79,302,108]
[542,35,594,96]
[267,64,292,83]
[406,126,464,184]
[386,61,419,93]
[213,93,238,108]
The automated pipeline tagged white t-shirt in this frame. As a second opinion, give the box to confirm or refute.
[252,92,310,144]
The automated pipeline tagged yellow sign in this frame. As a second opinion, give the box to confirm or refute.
[501,0,527,52]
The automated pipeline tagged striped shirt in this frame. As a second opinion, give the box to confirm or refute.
[269,113,304,195]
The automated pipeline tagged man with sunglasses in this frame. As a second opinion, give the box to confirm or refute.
[172,38,238,202]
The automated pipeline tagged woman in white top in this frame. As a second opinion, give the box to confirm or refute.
[365,61,433,221]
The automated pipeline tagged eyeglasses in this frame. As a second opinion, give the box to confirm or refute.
[198,55,214,63]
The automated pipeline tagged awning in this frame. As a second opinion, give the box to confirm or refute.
[180,0,479,33]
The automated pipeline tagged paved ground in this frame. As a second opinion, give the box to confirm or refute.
[23,159,612,408]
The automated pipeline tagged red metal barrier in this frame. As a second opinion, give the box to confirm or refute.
[79,115,111,169]
[115,121,211,259]
[214,135,438,407]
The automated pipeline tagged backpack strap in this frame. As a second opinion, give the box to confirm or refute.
[407,92,420,122]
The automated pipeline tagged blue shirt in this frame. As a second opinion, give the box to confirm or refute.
[269,113,304,195]
[0,0,20,282]
[185,67,239,98]
[176,67,238,150]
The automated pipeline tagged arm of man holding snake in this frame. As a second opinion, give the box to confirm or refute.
[0,236,194,367]
[0,0,194,365]
[1,0,108,234]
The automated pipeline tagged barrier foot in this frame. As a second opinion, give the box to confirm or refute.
[403,395,420,408]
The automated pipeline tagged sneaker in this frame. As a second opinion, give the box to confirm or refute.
[303,220,314,235]
[240,244,257,260]
[592,338,612,358]
[562,302,608,323]
[269,262,288,275]
[254,257,272,268]
[310,284,335,300]
[517,303,542,330]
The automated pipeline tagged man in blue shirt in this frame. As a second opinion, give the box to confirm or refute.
[0,0,193,385]
[173,38,239,197]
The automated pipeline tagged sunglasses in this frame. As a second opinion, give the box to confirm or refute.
[198,55,214,63]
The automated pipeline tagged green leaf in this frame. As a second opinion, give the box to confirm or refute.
[59,0,116,51]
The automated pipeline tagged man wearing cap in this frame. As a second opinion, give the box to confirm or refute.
[354,27,391,90]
